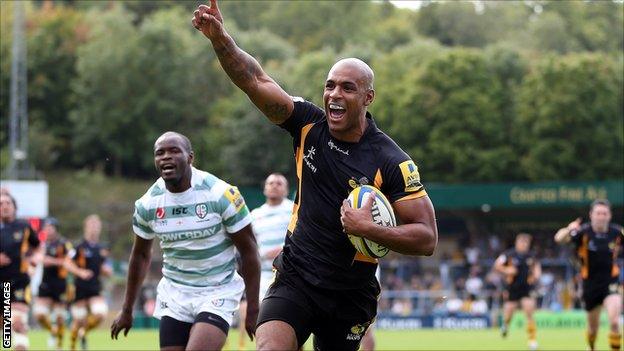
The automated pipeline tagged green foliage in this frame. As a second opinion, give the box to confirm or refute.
[0,0,622,186]
[517,54,624,181]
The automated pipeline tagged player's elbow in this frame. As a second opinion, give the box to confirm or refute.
[420,238,437,256]
[412,231,437,256]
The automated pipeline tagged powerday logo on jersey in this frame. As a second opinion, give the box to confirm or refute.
[156,207,165,219]
[398,160,422,192]
[195,203,208,219]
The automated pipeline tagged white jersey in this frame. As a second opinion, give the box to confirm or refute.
[133,167,252,287]
[251,199,294,272]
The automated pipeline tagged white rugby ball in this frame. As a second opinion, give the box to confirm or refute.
[346,185,396,258]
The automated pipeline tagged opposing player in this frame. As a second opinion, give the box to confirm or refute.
[494,233,541,350]
[33,217,92,350]
[193,2,438,349]
[110,131,260,350]
[69,214,112,350]
[238,173,293,349]
[555,199,622,351]
[0,191,41,350]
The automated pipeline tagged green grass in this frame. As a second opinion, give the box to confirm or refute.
[25,327,614,350]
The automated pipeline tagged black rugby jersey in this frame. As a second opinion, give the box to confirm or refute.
[570,223,623,282]
[497,249,538,288]
[72,240,108,292]
[0,220,39,287]
[42,238,73,286]
[275,99,427,289]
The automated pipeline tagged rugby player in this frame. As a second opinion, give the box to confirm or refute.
[69,214,112,350]
[0,191,42,350]
[555,199,622,351]
[33,217,92,349]
[111,131,260,350]
[494,233,541,350]
[193,2,438,349]
[238,173,293,350]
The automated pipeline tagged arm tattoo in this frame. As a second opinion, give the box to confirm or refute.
[263,103,290,123]
[213,35,261,90]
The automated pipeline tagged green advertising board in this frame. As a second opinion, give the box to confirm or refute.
[509,310,613,329]
[426,181,623,210]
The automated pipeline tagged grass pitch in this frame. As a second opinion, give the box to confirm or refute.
[25,327,611,350]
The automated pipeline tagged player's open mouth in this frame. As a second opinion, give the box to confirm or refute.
[161,164,176,176]
[328,103,346,120]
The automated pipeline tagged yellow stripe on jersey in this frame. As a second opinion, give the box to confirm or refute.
[374,168,383,190]
[20,227,31,273]
[395,190,427,202]
[288,123,315,235]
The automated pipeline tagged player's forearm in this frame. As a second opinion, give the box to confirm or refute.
[43,255,62,267]
[554,228,571,244]
[239,252,261,308]
[361,222,437,256]
[211,32,263,94]
[63,257,84,276]
[121,248,152,313]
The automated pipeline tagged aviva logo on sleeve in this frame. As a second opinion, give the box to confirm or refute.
[224,186,245,211]
[399,160,422,192]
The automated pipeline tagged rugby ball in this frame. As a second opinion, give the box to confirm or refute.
[346,185,396,258]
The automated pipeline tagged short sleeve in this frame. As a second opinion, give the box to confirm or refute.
[278,98,325,143]
[219,185,252,234]
[382,157,427,203]
[133,200,155,240]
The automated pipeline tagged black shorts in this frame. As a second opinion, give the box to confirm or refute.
[506,284,535,302]
[38,281,67,303]
[583,278,621,311]
[257,266,379,351]
[159,312,229,348]
[74,287,100,302]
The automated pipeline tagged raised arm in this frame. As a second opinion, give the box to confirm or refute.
[192,0,293,124]
[554,218,582,244]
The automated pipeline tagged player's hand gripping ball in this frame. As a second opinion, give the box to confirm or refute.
[346,185,396,258]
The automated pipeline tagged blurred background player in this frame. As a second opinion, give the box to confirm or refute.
[0,191,42,350]
[69,214,112,350]
[33,217,92,350]
[237,173,293,350]
[494,233,541,350]
[110,131,260,351]
[555,199,623,351]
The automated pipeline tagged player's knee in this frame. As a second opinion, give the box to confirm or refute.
[52,306,67,321]
[33,302,50,318]
[12,332,30,350]
[71,305,88,320]
[12,310,29,332]
[90,301,108,317]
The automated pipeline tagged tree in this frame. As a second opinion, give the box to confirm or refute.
[517,54,624,180]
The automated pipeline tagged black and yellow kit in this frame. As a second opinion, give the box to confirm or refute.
[497,249,538,301]
[39,238,73,302]
[258,99,427,350]
[0,219,39,303]
[570,223,623,311]
[72,240,108,301]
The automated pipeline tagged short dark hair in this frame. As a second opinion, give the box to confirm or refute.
[156,131,193,153]
[590,198,611,211]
